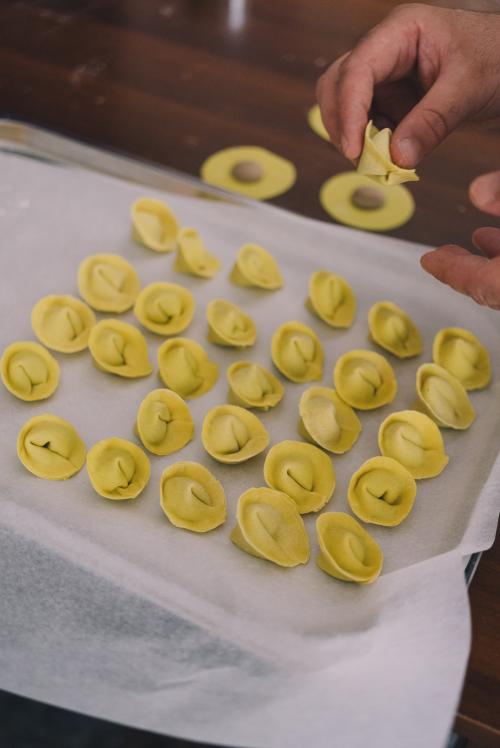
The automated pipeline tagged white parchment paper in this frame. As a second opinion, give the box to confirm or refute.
[1,149,499,748]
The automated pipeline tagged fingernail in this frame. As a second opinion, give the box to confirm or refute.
[340,136,350,156]
[395,138,422,168]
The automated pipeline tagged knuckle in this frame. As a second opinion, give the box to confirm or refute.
[420,106,450,142]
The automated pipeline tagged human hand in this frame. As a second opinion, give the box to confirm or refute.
[316,4,500,167]
[421,171,500,310]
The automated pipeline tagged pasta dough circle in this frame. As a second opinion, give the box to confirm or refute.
[298,386,362,454]
[200,146,296,201]
[17,414,86,480]
[134,282,195,336]
[175,228,220,278]
[230,244,283,290]
[416,363,475,430]
[357,121,419,186]
[432,327,491,391]
[206,299,256,348]
[88,319,153,378]
[87,437,150,500]
[157,338,218,399]
[227,361,284,410]
[263,440,335,514]
[378,410,449,479]
[307,105,330,141]
[78,254,141,313]
[131,197,179,252]
[1,341,60,401]
[316,512,383,584]
[201,404,269,464]
[31,295,96,353]
[320,172,415,232]
[271,321,323,382]
[348,456,417,526]
[160,461,226,532]
[306,270,356,328]
[334,349,397,410]
[368,301,422,358]
[231,487,310,567]
[136,389,194,456]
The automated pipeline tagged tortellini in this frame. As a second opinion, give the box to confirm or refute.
[175,228,220,278]
[298,386,362,454]
[86,437,150,500]
[378,410,449,479]
[160,461,226,532]
[78,254,140,313]
[31,295,96,353]
[368,301,422,358]
[357,120,419,186]
[136,389,194,456]
[416,363,475,430]
[306,270,356,328]
[271,321,323,383]
[348,456,417,526]
[206,299,256,347]
[17,414,86,480]
[334,349,397,410]
[88,319,153,378]
[226,361,284,410]
[316,512,383,584]
[134,282,195,336]
[201,404,269,464]
[230,487,310,567]
[1,341,60,401]
[157,338,218,399]
[230,244,283,290]
[131,197,179,252]
[433,327,491,391]
[263,440,335,514]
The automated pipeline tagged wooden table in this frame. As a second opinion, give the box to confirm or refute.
[1,1,499,745]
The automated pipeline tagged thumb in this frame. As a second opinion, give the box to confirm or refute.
[469,171,500,216]
[421,245,500,310]
[390,72,468,168]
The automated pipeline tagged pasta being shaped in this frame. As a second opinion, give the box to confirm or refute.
[31,295,96,353]
[230,244,283,290]
[87,437,150,500]
[298,386,361,454]
[201,404,269,464]
[378,410,449,479]
[306,270,356,328]
[316,512,383,584]
[348,456,417,526]
[206,299,256,347]
[88,319,153,378]
[227,361,284,410]
[357,120,419,186]
[1,341,60,401]
[17,414,86,480]
[160,461,226,532]
[231,487,310,567]
[175,228,220,278]
[263,440,335,514]
[432,327,491,391]
[271,321,323,383]
[136,389,194,456]
[157,338,218,399]
[134,282,195,336]
[131,197,179,252]
[78,254,140,313]
[334,349,397,410]
[416,363,475,430]
[368,301,422,358]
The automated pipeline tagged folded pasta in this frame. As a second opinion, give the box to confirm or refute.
[378,410,449,479]
[368,301,422,358]
[1,341,60,401]
[86,437,150,500]
[175,228,220,278]
[31,295,96,353]
[334,349,397,409]
[160,461,226,532]
[271,320,323,382]
[136,389,194,456]
[78,253,140,313]
[134,282,195,336]
[201,404,269,463]
[306,270,356,328]
[227,361,284,410]
[298,386,361,454]
[17,414,86,480]
[432,327,491,390]
[131,197,179,252]
[89,319,153,378]
[348,456,417,526]
[357,120,419,186]
[416,363,475,430]
[316,512,383,583]
[230,244,283,290]
[206,299,256,347]
[157,337,218,399]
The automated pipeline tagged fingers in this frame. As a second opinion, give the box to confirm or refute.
[472,227,500,258]
[469,171,500,216]
[420,245,500,310]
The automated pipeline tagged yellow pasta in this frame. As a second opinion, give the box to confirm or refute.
[306,270,356,328]
[432,327,491,391]
[298,386,361,454]
[226,361,284,410]
[134,282,195,336]
[136,389,194,456]
[88,319,153,378]
[416,363,475,430]
[157,338,218,399]
[17,414,86,480]
[271,321,323,382]
[230,244,283,290]
[1,341,59,401]
[378,410,449,479]
[201,404,269,464]
[175,228,220,278]
[206,299,256,347]
[334,349,397,410]
[316,512,383,583]
[131,197,179,252]
[31,295,96,353]
[160,461,226,532]
[78,253,140,313]
[348,456,417,526]
[368,301,422,358]
[86,437,150,500]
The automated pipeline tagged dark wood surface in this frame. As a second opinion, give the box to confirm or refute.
[0,1,499,745]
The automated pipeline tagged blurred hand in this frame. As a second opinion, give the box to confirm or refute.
[316,4,500,167]
[421,172,500,310]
